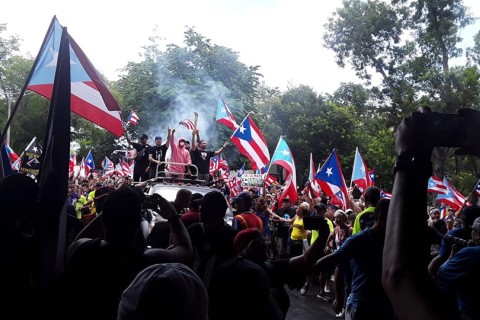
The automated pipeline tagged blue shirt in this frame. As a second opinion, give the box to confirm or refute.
[437,246,480,318]
[332,229,393,318]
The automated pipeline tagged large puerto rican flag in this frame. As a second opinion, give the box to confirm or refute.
[230,115,270,171]
[27,17,124,137]
[315,149,349,210]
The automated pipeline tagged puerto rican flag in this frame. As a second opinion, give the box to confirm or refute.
[122,159,134,177]
[270,136,297,204]
[230,115,270,171]
[102,156,115,176]
[179,119,196,131]
[85,150,95,171]
[2,141,19,165]
[27,17,124,137]
[315,149,349,210]
[350,147,371,193]
[475,180,480,197]
[308,153,321,198]
[264,173,278,188]
[216,97,238,131]
[436,178,465,211]
[69,154,76,177]
[427,176,447,194]
[128,109,139,125]
[380,190,392,199]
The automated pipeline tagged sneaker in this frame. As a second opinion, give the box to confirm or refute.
[335,309,345,318]
[316,292,332,302]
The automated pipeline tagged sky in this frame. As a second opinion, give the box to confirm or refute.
[2,0,478,97]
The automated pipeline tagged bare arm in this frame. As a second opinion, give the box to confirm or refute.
[289,219,330,273]
[191,129,198,151]
[382,111,459,320]
[213,141,228,156]
[143,194,192,266]
[165,128,171,149]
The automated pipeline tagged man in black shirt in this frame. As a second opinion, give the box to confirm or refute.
[191,129,227,183]
[148,130,171,179]
[126,133,150,182]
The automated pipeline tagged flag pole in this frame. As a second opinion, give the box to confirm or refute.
[349,147,358,189]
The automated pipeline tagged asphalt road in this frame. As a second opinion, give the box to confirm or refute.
[286,282,339,320]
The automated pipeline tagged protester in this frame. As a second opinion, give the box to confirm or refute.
[313,198,394,319]
[190,128,228,182]
[382,107,463,320]
[148,130,170,179]
[50,186,192,320]
[231,191,263,231]
[126,133,150,182]
[168,129,191,178]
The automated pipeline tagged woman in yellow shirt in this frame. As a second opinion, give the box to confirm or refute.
[288,202,311,257]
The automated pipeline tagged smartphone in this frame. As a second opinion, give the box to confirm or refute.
[412,112,476,148]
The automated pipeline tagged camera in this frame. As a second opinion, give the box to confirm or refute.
[443,235,471,248]
[143,193,162,209]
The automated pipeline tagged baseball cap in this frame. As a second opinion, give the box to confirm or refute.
[155,136,162,140]
[139,134,148,139]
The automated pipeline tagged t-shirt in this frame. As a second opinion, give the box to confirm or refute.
[132,142,150,167]
[333,229,394,318]
[352,206,376,234]
[148,144,168,170]
[437,246,480,318]
[191,149,215,174]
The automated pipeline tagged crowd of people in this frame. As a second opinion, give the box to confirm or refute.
[2,109,480,320]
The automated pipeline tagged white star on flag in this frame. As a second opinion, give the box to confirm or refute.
[326,167,333,176]
[281,149,290,156]
[239,125,246,134]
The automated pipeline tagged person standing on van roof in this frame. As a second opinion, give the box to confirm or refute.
[125,132,150,182]
[148,129,171,179]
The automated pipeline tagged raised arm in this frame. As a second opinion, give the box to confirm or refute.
[382,109,461,320]
[165,127,171,149]
[191,129,199,151]
[213,141,228,156]
[143,194,192,266]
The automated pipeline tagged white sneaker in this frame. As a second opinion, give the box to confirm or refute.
[335,309,345,318]
[324,284,331,293]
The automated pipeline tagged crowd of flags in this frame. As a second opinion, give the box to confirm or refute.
[2,15,477,215]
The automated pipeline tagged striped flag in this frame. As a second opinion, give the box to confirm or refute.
[128,109,139,125]
[216,97,238,130]
[230,115,270,171]
[179,119,196,130]
[27,17,124,137]
[427,176,447,194]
